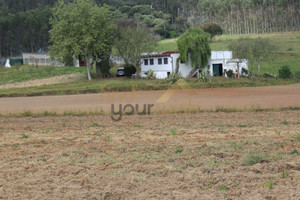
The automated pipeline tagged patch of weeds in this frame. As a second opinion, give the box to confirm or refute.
[106,136,112,142]
[290,149,299,155]
[175,147,183,154]
[281,120,288,125]
[133,124,143,128]
[281,169,289,179]
[91,122,100,127]
[237,124,247,128]
[291,135,300,143]
[94,130,102,136]
[262,178,274,190]
[13,143,19,147]
[21,134,29,139]
[219,185,229,192]
[234,181,240,187]
[170,128,178,136]
[241,153,264,166]
[40,139,46,143]
[228,141,244,150]
[103,192,110,200]
[206,178,215,189]
[62,122,66,127]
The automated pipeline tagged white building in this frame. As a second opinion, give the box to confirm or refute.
[22,53,79,67]
[140,51,248,79]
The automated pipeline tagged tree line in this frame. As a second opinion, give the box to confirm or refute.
[0,0,299,57]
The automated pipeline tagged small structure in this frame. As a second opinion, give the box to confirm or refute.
[140,51,248,79]
[22,53,79,67]
[4,59,11,68]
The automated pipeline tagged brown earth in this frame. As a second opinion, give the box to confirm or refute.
[0,111,299,199]
[0,84,299,114]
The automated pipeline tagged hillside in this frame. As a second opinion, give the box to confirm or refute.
[0,0,299,57]
[157,32,300,74]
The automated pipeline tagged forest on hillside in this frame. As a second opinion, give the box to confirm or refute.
[0,0,299,57]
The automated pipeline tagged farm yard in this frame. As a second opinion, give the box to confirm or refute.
[0,111,299,199]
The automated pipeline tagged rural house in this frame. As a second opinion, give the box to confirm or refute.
[140,51,248,79]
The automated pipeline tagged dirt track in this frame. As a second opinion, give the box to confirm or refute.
[0,84,300,114]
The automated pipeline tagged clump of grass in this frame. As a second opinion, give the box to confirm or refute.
[241,154,264,166]
[219,185,229,192]
[281,169,289,179]
[170,128,178,136]
[281,120,289,125]
[206,178,215,189]
[291,135,300,143]
[21,134,29,139]
[175,148,183,154]
[91,122,100,127]
[290,149,299,155]
[133,124,143,128]
[262,178,274,190]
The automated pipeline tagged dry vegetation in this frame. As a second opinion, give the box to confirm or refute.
[0,111,299,199]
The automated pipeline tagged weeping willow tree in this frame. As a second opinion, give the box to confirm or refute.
[176,28,211,74]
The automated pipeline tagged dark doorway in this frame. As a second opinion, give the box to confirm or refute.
[213,64,223,76]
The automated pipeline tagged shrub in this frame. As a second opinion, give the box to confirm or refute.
[124,64,136,78]
[201,23,223,38]
[197,71,210,82]
[294,71,300,80]
[278,65,292,79]
[169,31,178,38]
[147,70,156,79]
[227,69,233,78]
[109,65,119,77]
[263,72,278,79]
[166,72,181,84]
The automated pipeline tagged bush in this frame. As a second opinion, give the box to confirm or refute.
[294,71,300,80]
[166,72,181,84]
[146,70,156,79]
[169,31,178,38]
[263,72,278,79]
[278,65,292,79]
[124,64,136,78]
[109,65,119,77]
[201,23,223,38]
[197,71,210,82]
[227,69,233,78]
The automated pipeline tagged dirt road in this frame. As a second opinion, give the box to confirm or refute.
[0,84,300,114]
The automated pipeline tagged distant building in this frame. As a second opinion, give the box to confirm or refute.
[22,53,79,67]
[140,51,248,79]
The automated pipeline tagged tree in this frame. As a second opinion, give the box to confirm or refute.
[201,23,223,38]
[229,37,275,77]
[114,22,158,77]
[49,0,115,80]
[176,28,211,73]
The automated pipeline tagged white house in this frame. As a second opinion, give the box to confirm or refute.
[140,51,248,79]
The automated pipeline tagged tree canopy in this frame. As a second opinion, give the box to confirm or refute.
[177,28,211,69]
[228,37,276,76]
[49,0,115,80]
[114,22,158,77]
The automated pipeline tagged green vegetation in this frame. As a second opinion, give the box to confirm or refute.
[157,32,300,75]
[49,0,115,80]
[0,65,85,85]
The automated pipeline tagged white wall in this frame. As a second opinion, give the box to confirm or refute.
[141,57,174,78]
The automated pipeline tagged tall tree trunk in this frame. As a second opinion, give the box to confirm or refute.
[86,57,92,80]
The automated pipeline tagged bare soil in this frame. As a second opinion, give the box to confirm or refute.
[0,111,299,199]
[0,84,299,114]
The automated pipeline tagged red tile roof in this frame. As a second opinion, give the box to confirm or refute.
[141,51,180,58]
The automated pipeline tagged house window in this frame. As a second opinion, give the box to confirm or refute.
[158,58,162,65]
[180,59,185,64]
[164,58,168,64]
[24,59,29,64]
[150,59,154,65]
[40,58,45,64]
[144,59,148,65]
